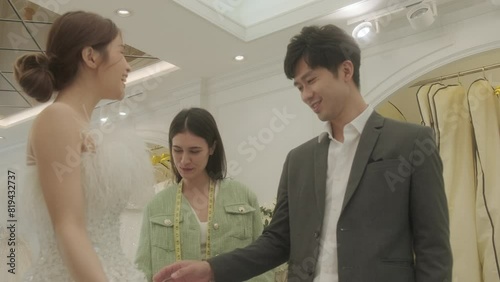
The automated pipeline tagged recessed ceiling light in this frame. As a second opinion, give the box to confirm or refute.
[234,55,245,61]
[0,136,4,140]
[115,9,131,17]
[100,117,108,122]
[119,112,127,116]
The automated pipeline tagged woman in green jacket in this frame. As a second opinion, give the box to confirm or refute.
[135,108,274,282]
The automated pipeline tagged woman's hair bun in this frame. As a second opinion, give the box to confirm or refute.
[14,53,55,103]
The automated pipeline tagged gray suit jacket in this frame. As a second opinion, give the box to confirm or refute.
[209,112,452,282]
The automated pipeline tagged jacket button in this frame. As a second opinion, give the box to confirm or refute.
[314,231,320,238]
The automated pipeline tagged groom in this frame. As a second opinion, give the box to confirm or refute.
[154,24,452,282]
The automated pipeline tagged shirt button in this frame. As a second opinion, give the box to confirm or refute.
[213,223,219,230]
[164,219,172,226]
[238,206,245,213]
[314,231,320,238]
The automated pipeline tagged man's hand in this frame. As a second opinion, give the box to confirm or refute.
[153,260,214,282]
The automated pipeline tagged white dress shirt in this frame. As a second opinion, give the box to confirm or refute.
[314,106,374,282]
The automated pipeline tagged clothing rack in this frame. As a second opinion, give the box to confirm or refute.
[410,63,500,87]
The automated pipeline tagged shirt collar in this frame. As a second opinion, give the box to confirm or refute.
[318,105,374,143]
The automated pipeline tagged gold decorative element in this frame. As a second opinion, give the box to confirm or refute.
[148,144,173,184]
[151,153,171,168]
[494,86,500,96]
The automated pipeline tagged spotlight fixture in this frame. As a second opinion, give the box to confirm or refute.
[234,55,245,61]
[352,21,376,39]
[115,9,131,17]
[351,21,379,44]
[347,0,438,40]
[406,2,437,30]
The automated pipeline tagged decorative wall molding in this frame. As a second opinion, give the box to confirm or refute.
[207,57,284,94]
[362,9,500,105]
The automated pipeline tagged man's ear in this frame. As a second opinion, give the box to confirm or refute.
[341,60,354,82]
[81,46,99,69]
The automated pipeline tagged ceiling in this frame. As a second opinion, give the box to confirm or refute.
[0,0,161,122]
[0,0,499,149]
[25,0,491,91]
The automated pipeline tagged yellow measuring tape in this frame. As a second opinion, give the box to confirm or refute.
[174,179,215,261]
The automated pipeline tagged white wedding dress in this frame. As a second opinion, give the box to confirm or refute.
[22,124,154,282]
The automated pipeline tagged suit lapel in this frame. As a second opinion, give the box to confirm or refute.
[341,112,384,212]
[314,133,330,220]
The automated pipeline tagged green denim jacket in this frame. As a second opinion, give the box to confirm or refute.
[135,178,274,282]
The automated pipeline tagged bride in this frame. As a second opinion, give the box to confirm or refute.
[15,11,153,281]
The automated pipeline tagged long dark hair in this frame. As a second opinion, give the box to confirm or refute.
[168,108,227,183]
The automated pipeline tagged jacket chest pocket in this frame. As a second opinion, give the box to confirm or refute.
[150,214,182,252]
[223,203,255,240]
[364,159,411,193]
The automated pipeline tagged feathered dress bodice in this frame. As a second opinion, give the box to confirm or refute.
[22,125,154,282]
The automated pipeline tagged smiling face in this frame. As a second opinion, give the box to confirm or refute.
[96,35,131,100]
[293,57,352,123]
[171,131,215,182]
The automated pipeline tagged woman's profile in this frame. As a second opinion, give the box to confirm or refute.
[15,11,153,281]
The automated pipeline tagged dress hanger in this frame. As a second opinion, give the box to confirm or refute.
[457,72,463,86]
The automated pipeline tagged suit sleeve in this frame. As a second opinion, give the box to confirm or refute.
[411,126,453,282]
[208,154,292,282]
[135,205,154,281]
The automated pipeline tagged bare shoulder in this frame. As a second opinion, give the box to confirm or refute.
[32,103,85,135]
[35,102,81,125]
[30,102,86,157]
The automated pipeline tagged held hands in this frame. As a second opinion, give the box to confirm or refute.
[153,260,214,282]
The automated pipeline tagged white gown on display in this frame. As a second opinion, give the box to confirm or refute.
[21,124,154,282]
